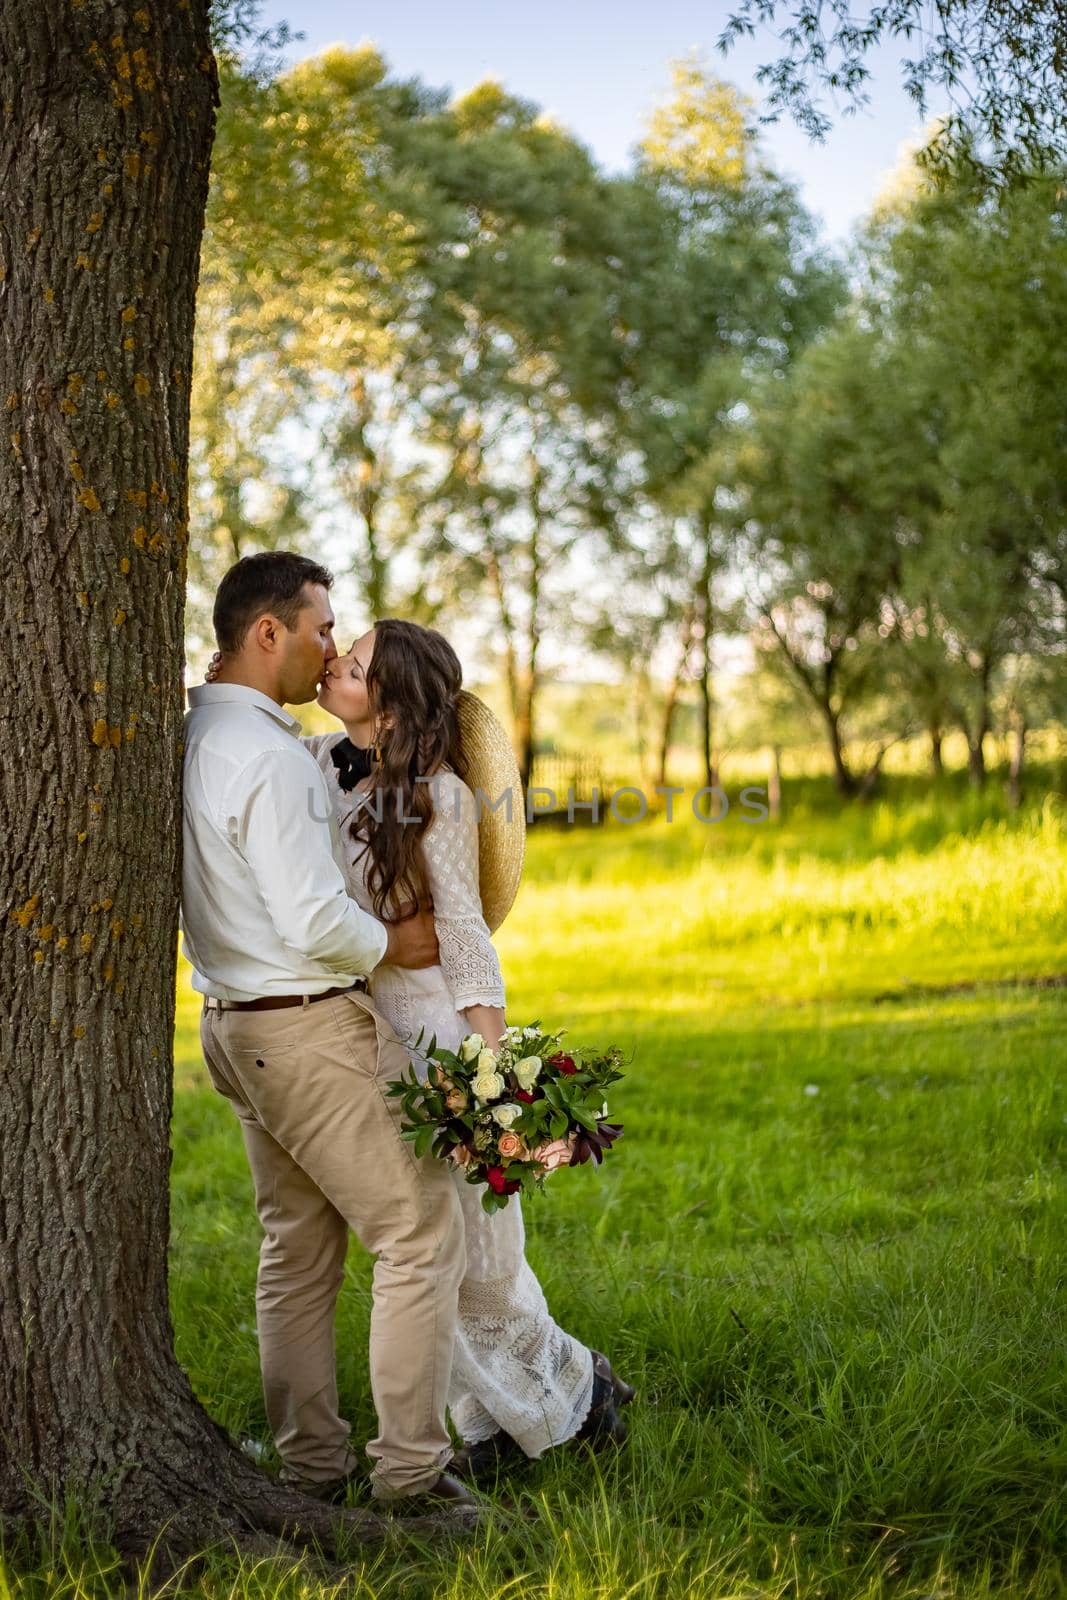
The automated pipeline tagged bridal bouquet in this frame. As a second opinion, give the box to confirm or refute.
[386,1023,625,1212]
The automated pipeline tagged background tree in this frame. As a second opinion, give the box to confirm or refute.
[718,0,1067,185]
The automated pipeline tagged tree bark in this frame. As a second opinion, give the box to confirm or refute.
[0,3,408,1569]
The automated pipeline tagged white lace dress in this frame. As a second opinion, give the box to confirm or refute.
[305,735,595,1454]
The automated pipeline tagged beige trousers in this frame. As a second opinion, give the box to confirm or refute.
[199,987,465,1499]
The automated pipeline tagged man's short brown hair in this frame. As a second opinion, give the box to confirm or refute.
[213,552,334,654]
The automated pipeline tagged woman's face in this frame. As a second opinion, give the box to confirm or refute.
[317,627,376,729]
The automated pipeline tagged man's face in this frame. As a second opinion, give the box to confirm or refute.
[276,583,338,704]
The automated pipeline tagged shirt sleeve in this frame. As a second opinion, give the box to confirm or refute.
[421,772,506,1011]
[227,744,388,977]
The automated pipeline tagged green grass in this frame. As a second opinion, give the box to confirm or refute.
[5,770,1066,1599]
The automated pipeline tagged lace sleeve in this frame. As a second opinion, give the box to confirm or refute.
[422,772,506,1012]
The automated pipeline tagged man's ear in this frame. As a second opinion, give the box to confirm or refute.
[251,613,281,653]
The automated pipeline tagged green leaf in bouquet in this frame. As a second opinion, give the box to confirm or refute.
[571,1105,599,1133]
[413,1124,437,1159]
[549,1111,568,1141]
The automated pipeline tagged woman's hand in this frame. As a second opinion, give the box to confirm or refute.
[205,650,222,683]
[463,1003,507,1052]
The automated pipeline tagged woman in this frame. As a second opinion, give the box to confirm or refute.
[305,619,634,1477]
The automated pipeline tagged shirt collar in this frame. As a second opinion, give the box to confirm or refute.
[186,682,303,737]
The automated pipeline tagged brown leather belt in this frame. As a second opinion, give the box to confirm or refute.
[205,979,368,1013]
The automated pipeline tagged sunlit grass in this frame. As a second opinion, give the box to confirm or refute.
[5,774,1065,1598]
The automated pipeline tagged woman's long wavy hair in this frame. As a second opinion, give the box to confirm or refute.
[350,618,469,920]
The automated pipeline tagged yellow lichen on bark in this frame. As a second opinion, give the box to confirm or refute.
[132,49,156,90]
[77,487,102,511]
[80,934,94,954]
[119,556,131,573]
[11,895,40,928]
[132,525,147,547]
[134,373,150,395]
[126,488,147,507]
[73,1025,86,1039]
[91,719,121,749]
[113,608,127,626]
[85,213,103,233]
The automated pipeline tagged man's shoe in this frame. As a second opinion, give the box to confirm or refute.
[450,1430,526,1483]
[379,1472,477,1515]
[285,1467,363,1504]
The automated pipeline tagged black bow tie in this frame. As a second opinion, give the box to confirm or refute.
[330,736,373,793]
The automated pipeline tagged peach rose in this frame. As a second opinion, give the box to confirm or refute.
[497,1131,525,1160]
[531,1136,574,1173]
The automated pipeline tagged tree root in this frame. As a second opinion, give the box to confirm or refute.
[4,1432,483,1595]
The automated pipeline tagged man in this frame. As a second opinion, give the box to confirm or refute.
[180,551,471,1512]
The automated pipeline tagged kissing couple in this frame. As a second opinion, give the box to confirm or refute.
[180,551,634,1516]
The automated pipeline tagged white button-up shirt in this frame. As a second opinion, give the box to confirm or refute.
[180,683,387,1001]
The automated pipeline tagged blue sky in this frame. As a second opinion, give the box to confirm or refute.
[255,0,931,244]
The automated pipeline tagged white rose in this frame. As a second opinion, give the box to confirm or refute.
[513,1055,543,1092]
[459,1033,484,1062]
[476,1048,498,1073]
[472,1071,505,1102]
[492,1102,523,1129]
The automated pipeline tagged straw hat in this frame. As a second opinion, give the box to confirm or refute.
[456,689,526,933]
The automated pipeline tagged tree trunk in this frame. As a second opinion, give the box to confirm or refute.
[823,704,857,798]
[698,528,714,790]
[768,745,782,821]
[656,603,694,790]
[342,371,388,617]
[929,721,944,778]
[1007,708,1026,809]
[966,730,988,787]
[0,4,402,1571]
[514,456,544,793]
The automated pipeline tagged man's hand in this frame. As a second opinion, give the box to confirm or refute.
[383,901,439,969]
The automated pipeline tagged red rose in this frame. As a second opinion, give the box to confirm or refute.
[549,1052,577,1076]
[485,1166,521,1196]
[516,1090,536,1103]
